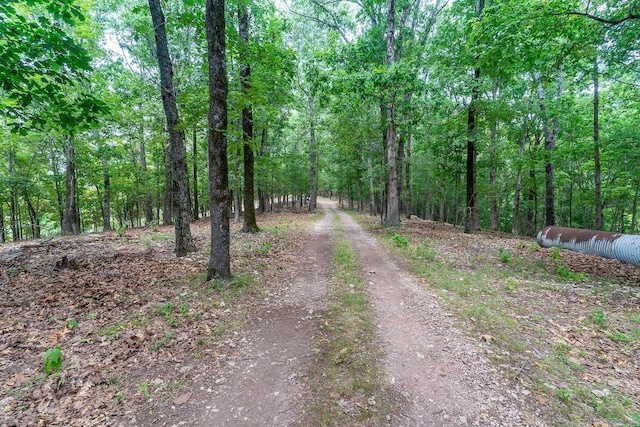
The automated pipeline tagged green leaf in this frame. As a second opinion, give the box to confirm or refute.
[43,346,63,375]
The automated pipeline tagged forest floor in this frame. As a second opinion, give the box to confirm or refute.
[0,199,638,426]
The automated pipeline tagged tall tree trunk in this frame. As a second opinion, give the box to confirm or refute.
[148,0,196,256]
[535,71,562,227]
[465,0,484,234]
[384,0,400,226]
[101,156,112,231]
[593,58,603,230]
[308,95,318,213]
[465,69,479,234]
[239,3,259,232]
[192,125,199,220]
[206,0,232,280]
[61,135,80,235]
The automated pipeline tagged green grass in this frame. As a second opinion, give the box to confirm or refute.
[304,216,394,426]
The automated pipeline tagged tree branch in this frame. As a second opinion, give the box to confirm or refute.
[562,11,640,25]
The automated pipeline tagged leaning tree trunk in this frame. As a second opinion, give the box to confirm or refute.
[61,135,80,235]
[206,0,232,280]
[148,0,196,256]
[239,3,259,232]
[384,0,400,226]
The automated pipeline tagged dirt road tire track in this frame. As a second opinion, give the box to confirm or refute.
[334,204,547,426]
[135,206,334,426]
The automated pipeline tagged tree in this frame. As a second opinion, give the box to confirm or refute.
[384,0,400,226]
[206,0,232,280]
[239,2,259,233]
[147,0,196,256]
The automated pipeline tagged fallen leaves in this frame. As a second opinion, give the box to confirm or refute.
[0,213,311,426]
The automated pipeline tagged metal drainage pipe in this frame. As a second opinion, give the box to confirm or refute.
[537,226,640,268]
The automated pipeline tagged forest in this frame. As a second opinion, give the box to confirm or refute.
[1,0,640,245]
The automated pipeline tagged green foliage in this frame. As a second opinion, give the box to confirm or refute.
[43,346,63,375]
[557,265,586,282]
[498,247,512,263]
[67,319,79,329]
[588,308,607,328]
[550,247,563,261]
[139,381,152,398]
[392,233,409,249]
[556,388,574,403]
[415,239,437,261]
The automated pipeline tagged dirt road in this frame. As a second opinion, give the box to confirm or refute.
[150,199,544,426]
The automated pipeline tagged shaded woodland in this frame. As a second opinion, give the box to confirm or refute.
[2,0,640,245]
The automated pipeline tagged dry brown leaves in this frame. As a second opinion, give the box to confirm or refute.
[0,211,313,427]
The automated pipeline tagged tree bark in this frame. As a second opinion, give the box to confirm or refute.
[61,135,80,235]
[593,58,603,230]
[148,0,196,256]
[384,0,400,226]
[535,71,562,227]
[239,4,259,232]
[464,0,484,234]
[464,68,479,234]
[206,0,232,280]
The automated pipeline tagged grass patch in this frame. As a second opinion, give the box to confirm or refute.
[304,217,394,426]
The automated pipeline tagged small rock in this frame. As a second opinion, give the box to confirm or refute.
[227,361,236,367]
[591,389,610,398]
[417,352,425,359]
[367,397,376,406]
[173,392,192,405]
[215,378,227,385]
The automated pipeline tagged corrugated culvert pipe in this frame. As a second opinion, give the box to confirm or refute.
[537,226,640,268]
